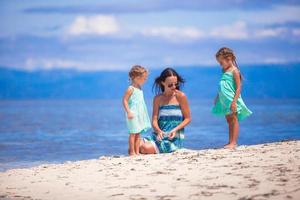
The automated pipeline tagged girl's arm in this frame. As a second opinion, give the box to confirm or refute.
[168,92,192,139]
[231,68,241,112]
[152,95,164,140]
[122,87,134,118]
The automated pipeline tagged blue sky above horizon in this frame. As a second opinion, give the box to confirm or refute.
[0,0,300,71]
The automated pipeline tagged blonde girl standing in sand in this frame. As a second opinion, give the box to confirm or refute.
[122,65,151,156]
[212,47,252,149]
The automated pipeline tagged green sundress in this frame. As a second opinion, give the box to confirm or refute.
[126,85,151,134]
[212,70,252,121]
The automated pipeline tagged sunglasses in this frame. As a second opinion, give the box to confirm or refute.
[167,82,179,88]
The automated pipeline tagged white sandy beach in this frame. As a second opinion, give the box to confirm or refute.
[0,140,299,200]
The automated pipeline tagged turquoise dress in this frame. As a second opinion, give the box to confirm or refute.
[212,70,252,121]
[126,85,151,134]
[143,104,184,153]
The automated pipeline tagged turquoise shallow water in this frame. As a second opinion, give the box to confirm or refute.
[0,99,299,171]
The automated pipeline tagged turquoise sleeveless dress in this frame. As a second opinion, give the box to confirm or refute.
[126,86,151,134]
[143,104,184,153]
[212,70,252,121]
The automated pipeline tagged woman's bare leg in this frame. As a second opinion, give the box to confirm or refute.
[139,140,157,154]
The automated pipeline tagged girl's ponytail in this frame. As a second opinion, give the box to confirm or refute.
[216,47,243,82]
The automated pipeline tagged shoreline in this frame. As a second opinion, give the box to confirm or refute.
[0,140,299,200]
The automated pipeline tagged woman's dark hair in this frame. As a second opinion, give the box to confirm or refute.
[153,67,185,94]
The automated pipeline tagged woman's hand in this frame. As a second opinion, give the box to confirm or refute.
[168,130,176,140]
[156,131,164,141]
[127,111,134,119]
[230,101,237,113]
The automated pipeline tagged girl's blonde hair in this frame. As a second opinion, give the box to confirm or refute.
[216,47,236,61]
[129,65,148,80]
[216,47,242,81]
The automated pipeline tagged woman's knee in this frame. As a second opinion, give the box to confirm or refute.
[140,145,150,154]
[140,145,146,154]
[140,142,156,154]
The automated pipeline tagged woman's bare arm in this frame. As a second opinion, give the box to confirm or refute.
[170,91,191,133]
[152,95,164,139]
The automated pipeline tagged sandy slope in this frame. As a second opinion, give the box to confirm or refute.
[0,140,299,200]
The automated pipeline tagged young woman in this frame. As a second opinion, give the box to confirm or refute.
[140,68,191,154]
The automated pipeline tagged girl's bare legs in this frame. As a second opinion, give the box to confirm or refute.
[231,112,239,145]
[134,133,140,155]
[224,113,239,149]
[128,134,136,156]
[225,115,233,144]
[139,140,157,154]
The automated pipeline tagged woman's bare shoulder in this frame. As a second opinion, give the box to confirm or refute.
[175,90,187,99]
[153,94,163,103]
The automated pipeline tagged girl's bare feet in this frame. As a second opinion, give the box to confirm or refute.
[223,142,230,147]
[128,148,136,156]
[224,143,237,149]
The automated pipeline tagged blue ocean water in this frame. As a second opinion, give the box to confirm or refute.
[0,99,299,171]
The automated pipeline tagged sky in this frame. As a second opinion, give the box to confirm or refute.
[0,0,300,71]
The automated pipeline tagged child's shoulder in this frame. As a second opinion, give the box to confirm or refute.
[225,67,239,74]
[127,85,134,89]
[125,85,135,94]
[231,67,240,74]
[232,66,239,71]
